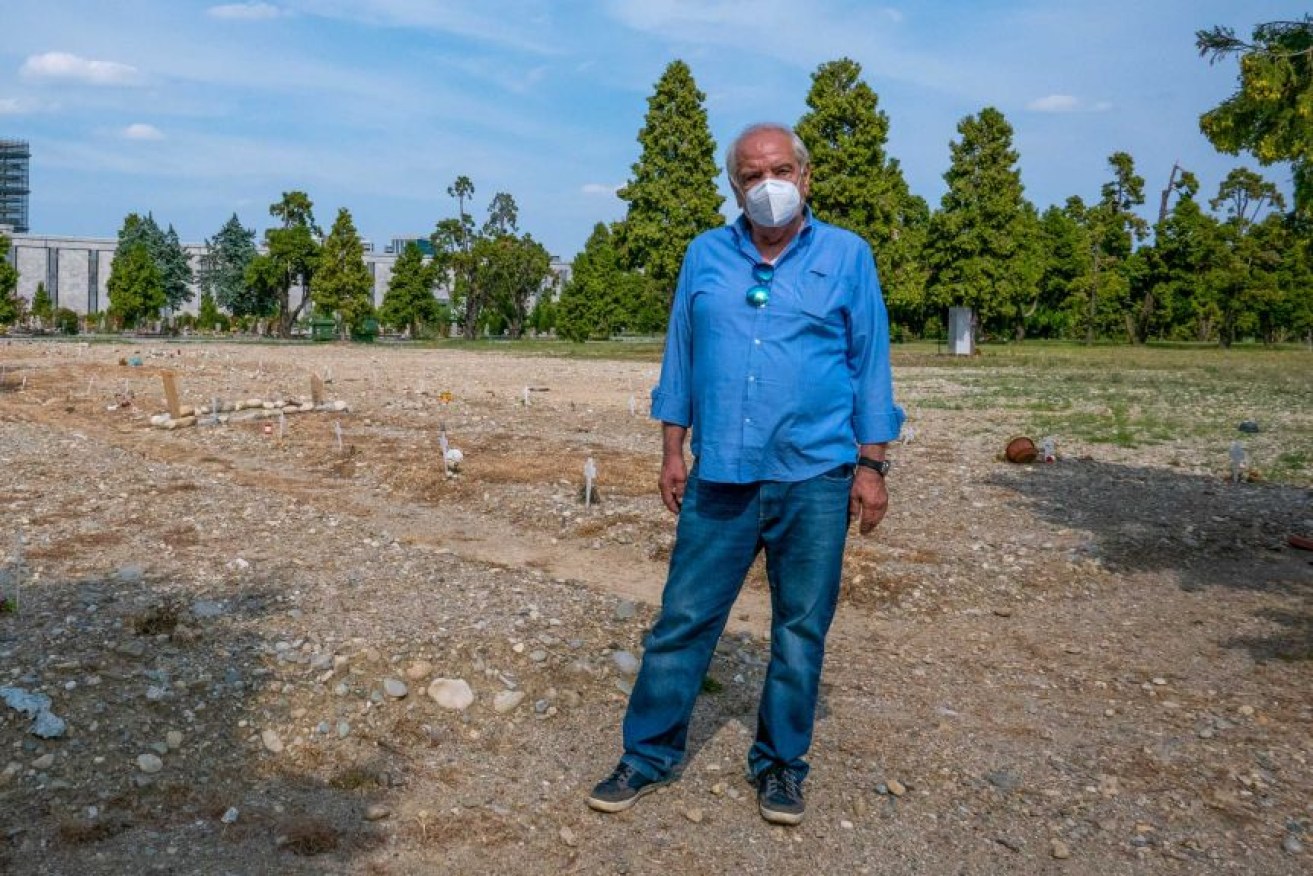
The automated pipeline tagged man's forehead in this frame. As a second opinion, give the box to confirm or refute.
[735,133,795,166]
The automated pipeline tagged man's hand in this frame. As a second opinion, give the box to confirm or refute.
[659,455,687,514]
[849,468,889,535]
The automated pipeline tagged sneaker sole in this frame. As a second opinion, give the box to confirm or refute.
[586,780,667,813]
[759,803,804,825]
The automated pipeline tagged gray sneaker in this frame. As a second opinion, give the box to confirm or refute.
[587,762,669,813]
[756,765,805,825]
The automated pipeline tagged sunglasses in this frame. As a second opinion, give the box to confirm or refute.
[746,262,773,307]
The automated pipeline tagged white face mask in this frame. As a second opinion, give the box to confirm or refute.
[743,178,802,228]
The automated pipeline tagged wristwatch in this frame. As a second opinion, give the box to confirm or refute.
[856,457,891,476]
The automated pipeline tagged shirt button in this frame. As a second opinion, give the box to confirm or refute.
[754,339,761,345]
[744,418,752,424]
[747,376,755,382]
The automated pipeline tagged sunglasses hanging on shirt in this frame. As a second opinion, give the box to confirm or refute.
[746,262,774,307]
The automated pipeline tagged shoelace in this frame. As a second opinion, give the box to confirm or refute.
[763,768,801,801]
[611,763,639,786]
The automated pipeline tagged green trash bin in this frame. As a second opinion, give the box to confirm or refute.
[351,318,380,343]
[310,317,336,342]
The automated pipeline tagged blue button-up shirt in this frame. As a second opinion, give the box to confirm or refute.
[651,211,904,484]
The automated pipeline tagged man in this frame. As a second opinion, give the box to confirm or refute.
[588,123,904,825]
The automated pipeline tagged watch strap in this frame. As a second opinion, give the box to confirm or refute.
[856,457,891,476]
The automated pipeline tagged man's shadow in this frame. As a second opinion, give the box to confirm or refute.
[987,457,1313,662]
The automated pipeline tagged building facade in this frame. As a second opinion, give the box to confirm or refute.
[3,231,571,320]
[0,140,31,234]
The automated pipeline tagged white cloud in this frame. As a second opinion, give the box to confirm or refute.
[0,98,27,115]
[207,3,286,20]
[581,183,621,196]
[122,123,165,140]
[1027,94,1080,113]
[20,52,142,86]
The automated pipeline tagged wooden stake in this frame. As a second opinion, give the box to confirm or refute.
[161,371,182,419]
[311,373,325,405]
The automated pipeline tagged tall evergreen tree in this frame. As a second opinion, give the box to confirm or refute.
[557,222,647,341]
[199,214,261,316]
[160,225,194,312]
[1080,152,1148,343]
[923,107,1041,340]
[796,58,930,332]
[312,207,374,334]
[379,241,443,337]
[616,60,724,311]
[1033,200,1089,339]
[107,241,165,327]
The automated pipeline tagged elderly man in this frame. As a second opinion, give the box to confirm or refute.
[588,122,904,825]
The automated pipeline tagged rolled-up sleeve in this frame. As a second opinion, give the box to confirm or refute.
[847,245,905,444]
[650,248,696,427]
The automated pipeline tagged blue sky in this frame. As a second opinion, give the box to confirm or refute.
[0,1,1296,259]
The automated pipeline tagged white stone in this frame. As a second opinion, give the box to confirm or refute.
[428,678,474,710]
[260,729,284,753]
[493,690,526,714]
[137,753,163,774]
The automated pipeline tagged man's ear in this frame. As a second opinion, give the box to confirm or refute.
[799,164,812,200]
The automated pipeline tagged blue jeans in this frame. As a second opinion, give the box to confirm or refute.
[620,464,852,782]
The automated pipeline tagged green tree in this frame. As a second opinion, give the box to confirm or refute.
[473,232,555,339]
[379,241,443,336]
[557,223,659,341]
[796,57,930,333]
[248,191,321,337]
[923,107,1042,341]
[312,207,374,335]
[107,241,165,327]
[1198,17,1313,215]
[159,225,194,312]
[199,213,261,316]
[196,289,223,331]
[1033,200,1090,339]
[0,234,21,326]
[616,60,724,311]
[1077,152,1149,343]
[30,282,53,323]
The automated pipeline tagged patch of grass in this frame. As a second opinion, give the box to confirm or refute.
[700,675,724,695]
[0,598,14,614]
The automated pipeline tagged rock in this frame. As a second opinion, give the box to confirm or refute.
[529,649,548,663]
[1284,834,1305,855]
[383,678,408,699]
[116,640,147,658]
[191,600,225,619]
[31,753,54,770]
[137,753,163,774]
[886,779,907,797]
[559,826,578,847]
[493,690,526,714]
[986,770,1020,792]
[614,601,638,621]
[684,807,704,824]
[260,729,284,753]
[166,730,183,749]
[405,660,434,681]
[611,651,640,676]
[363,804,392,822]
[1051,839,1071,859]
[428,678,474,711]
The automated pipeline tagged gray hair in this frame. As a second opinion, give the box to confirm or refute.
[725,123,811,190]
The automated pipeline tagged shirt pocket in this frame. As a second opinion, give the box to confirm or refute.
[797,269,847,327]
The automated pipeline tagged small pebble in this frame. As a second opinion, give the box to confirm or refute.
[1284,834,1304,855]
[260,729,284,753]
[886,779,906,797]
[31,753,54,770]
[383,678,408,699]
[137,753,163,774]
[559,826,578,847]
[1051,838,1071,859]
[684,807,704,824]
[363,804,391,822]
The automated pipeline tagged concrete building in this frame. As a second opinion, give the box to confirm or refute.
[3,230,571,320]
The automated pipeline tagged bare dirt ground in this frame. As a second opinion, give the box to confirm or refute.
[0,339,1309,875]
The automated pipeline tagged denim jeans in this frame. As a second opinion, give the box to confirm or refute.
[620,464,852,782]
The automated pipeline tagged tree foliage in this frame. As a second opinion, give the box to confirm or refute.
[199,213,261,316]
[1198,17,1313,215]
[246,191,321,337]
[924,107,1041,340]
[107,241,165,327]
[379,241,443,337]
[557,222,658,341]
[796,58,930,328]
[616,60,724,307]
[114,213,193,313]
[0,234,20,326]
[312,207,374,334]
[30,282,53,322]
